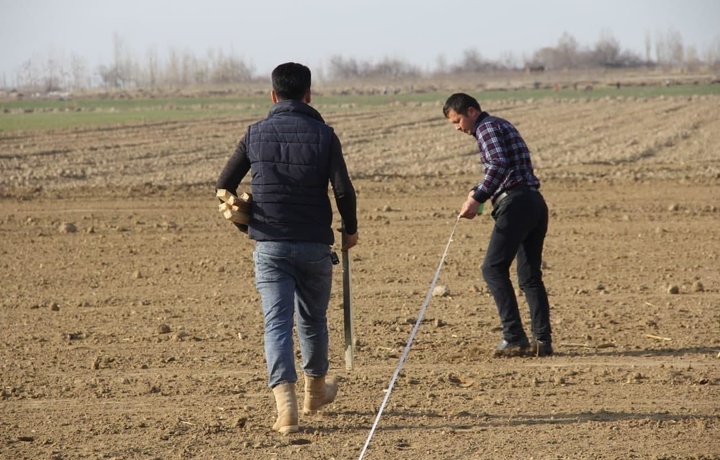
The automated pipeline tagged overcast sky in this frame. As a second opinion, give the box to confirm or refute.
[1,0,718,80]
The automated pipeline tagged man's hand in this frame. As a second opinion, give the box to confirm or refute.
[342,232,358,251]
[459,191,482,219]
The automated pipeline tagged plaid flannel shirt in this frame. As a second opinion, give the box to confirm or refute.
[470,112,540,203]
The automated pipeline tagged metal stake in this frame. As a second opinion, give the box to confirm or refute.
[341,222,354,371]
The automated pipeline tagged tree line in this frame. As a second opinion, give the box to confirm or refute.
[3,29,719,94]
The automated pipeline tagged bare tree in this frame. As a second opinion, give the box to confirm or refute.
[70,53,87,90]
[528,47,552,70]
[327,54,420,79]
[655,32,669,67]
[530,33,580,70]
[644,31,652,65]
[145,48,159,89]
[327,55,362,79]
[667,29,684,67]
[181,48,195,86]
[166,48,181,86]
[704,37,720,70]
[112,32,127,87]
[193,49,211,85]
[18,56,41,90]
[594,29,621,66]
[655,28,685,69]
[434,54,448,74]
[41,52,61,92]
[450,49,500,73]
[684,46,700,71]
[98,33,134,88]
[4,28,715,91]
[211,50,253,84]
[556,32,579,69]
[498,51,520,70]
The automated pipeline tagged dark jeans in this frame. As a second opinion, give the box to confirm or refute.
[481,187,552,344]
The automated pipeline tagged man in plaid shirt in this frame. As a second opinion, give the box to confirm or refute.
[443,92,553,357]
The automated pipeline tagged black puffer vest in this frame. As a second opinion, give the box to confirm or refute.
[246,100,335,244]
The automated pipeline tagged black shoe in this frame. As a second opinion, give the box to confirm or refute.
[529,339,553,357]
[493,338,530,357]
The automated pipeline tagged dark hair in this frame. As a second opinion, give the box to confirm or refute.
[272,62,311,101]
[442,93,481,117]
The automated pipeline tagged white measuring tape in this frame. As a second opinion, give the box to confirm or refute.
[358,215,461,460]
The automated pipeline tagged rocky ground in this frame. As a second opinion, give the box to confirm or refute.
[1,93,719,459]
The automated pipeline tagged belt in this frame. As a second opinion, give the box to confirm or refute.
[492,184,539,207]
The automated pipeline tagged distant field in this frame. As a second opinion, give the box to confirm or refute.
[1,82,718,132]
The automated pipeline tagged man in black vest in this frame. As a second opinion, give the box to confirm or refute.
[216,62,358,434]
[443,92,553,358]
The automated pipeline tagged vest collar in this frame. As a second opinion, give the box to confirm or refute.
[268,100,325,123]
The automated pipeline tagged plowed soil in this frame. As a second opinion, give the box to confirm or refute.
[1,93,719,459]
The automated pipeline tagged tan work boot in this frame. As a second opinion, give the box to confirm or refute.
[303,375,338,414]
[271,382,299,434]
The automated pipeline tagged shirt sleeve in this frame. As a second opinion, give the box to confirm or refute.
[216,133,251,193]
[328,133,358,235]
[216,134,251,233]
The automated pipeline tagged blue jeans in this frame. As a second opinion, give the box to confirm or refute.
[253,241,333,388]
[482,187,552,344]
